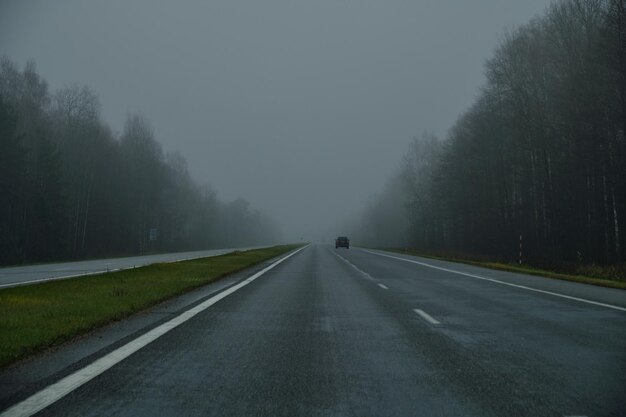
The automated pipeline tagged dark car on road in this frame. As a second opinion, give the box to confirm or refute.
[335,236,350,249]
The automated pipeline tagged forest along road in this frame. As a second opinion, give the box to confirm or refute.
[1,244,625,417]
[0,246,265,288]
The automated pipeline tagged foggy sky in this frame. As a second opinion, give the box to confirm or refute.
[0,0,551,242]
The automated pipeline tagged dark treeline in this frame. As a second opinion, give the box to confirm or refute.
[0,58,279,265]
[353,0,626,271]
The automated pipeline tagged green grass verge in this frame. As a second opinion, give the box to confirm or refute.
[381,248,626,290]
[0,244,301,368]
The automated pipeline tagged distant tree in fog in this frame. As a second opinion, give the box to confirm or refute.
[0,58,279,265]
[0,92,26,263]
[52,85,103,257]
[349,172,408,248]
[357,0,626,268]
[402,133,441,250]
[119,114,165,254]
[0,58,63,262]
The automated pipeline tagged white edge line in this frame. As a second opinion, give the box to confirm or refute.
[378,283,389,290]
[413,308,440,325]
[0,245,308,417]
[363,249,626,312]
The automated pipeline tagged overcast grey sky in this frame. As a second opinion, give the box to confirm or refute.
[0,0,551,241]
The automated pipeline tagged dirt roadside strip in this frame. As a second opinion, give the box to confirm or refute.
[381,248,626,290]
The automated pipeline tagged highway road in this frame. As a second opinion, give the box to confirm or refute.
[1,244,625,416]
[0,246,264,289]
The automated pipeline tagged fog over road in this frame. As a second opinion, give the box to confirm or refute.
[0,246,264,289]
[1,245,625,416]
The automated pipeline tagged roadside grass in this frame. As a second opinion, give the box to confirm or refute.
[0,244,301,368]
[381,248,626,290]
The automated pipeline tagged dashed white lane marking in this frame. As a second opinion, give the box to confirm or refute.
[413,309,440,325]
[363,250,626,312]
[332,251,374,280]
[0,245,309,417]
[378,283,389,290]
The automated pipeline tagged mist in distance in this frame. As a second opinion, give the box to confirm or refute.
[0,0,551,243]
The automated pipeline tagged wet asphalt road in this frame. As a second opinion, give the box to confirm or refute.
[0,246,263,288]
[2,244,625,416]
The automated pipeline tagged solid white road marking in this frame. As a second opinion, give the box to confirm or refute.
[363,250,626,312]
[0,271,119,289]
[378,283,389,290]
[413,309,440,325]
[0,245,308,417]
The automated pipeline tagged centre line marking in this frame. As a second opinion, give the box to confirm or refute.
[378,283,389,290]
[332,251,374,280]
[363,249,626,312]
[0,245,309,417]
[414,309,440,325]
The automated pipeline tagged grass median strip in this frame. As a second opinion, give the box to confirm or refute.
[0,244,301,368]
